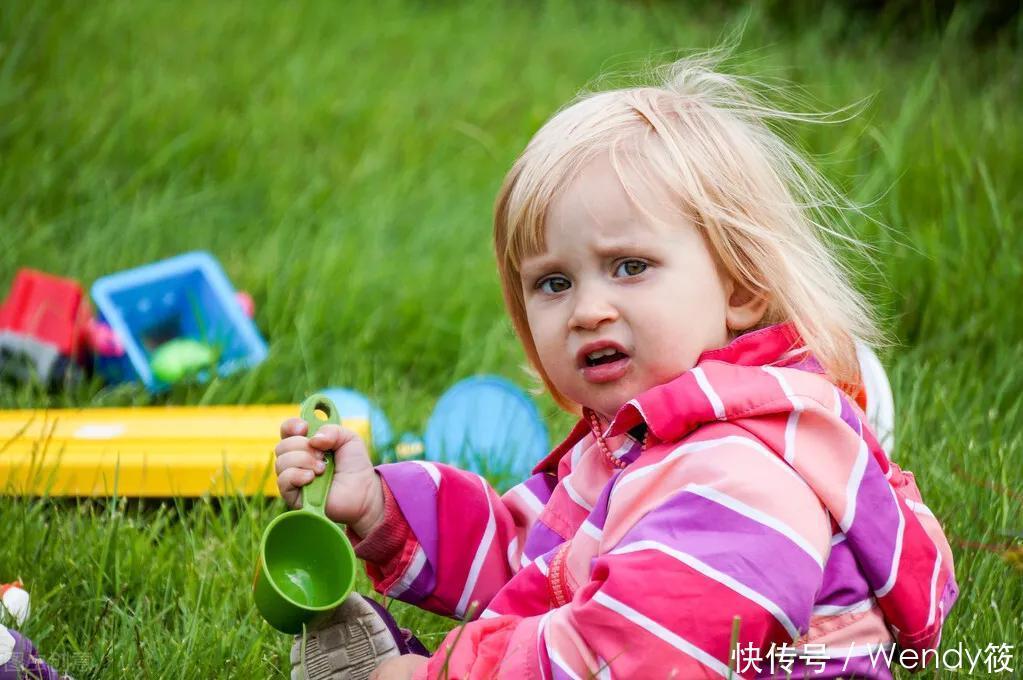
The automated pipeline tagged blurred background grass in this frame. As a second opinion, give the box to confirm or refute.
[0,1,1020,677]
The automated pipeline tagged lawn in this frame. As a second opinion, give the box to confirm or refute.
[0,1,1020,677]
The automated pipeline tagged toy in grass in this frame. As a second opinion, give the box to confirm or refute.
[0,582,28,628]
[0,269,93,388]
[91,251,267,391]
[254,394,357,634]
[856,341,896,455]
[0,256,263,392]
[420,375,548,486]
[0,403,370,497]
[149,337,217,384]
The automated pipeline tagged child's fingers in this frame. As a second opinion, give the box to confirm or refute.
[277,467,316,501]
[274,450,326,476]
[279,417,308,439]
[307,424,362,452]
[274,435,320,458]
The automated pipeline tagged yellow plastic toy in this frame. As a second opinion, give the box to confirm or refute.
[0,404,369,497]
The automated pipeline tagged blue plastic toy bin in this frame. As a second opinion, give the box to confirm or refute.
[91,251,267,391]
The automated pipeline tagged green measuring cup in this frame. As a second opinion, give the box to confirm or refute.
[253,394,357,634]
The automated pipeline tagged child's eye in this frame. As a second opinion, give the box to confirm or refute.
[614,260,648,277]
[538,276,571,294]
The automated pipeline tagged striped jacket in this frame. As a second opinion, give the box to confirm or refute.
[353,324,957,679]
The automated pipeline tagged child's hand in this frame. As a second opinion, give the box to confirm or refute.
[368,655,429,680]
[274,418,385,537]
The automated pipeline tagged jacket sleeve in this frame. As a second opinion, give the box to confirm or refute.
[410,431,833,679]
[349,461,556,619]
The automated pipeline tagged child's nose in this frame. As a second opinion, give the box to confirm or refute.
[569,286,619,330]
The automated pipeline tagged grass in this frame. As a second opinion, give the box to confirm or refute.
[1,1,1021,677]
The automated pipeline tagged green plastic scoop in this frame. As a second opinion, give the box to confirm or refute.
[253,394,357,634]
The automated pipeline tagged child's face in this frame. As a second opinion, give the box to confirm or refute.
[519,156,734,419]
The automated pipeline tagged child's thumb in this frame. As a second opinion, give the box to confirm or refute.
[308,425,360,453]
[308,425,341,450]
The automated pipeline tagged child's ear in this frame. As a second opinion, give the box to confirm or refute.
[725,279,769,333]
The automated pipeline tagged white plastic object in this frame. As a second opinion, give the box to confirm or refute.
[0,582,30,627]
[855,342,895,457]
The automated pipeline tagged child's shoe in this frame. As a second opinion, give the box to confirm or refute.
[290,593,427,680]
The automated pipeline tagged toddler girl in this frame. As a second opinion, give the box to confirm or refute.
[274,56,957,679]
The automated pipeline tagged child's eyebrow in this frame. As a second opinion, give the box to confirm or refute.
[590,238,650,257]
[519,250,560,269]
[518,253,559,275]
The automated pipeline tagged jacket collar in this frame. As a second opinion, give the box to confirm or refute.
[532,323,814,475]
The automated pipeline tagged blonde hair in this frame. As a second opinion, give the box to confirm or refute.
[494,54,882,413]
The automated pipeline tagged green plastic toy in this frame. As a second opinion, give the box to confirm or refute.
[252,394,357,633]
[149,338,215,384]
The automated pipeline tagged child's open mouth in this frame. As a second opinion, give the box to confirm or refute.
[578,344,631,383]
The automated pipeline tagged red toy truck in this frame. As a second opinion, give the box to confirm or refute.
[0,269,93,387]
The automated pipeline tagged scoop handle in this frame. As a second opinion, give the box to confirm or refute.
[299,393,340,517]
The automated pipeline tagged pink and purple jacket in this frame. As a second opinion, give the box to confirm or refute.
[352,324,958,679]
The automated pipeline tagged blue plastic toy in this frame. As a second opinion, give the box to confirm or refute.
[91,251,267,391]
[422,375,548,487]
